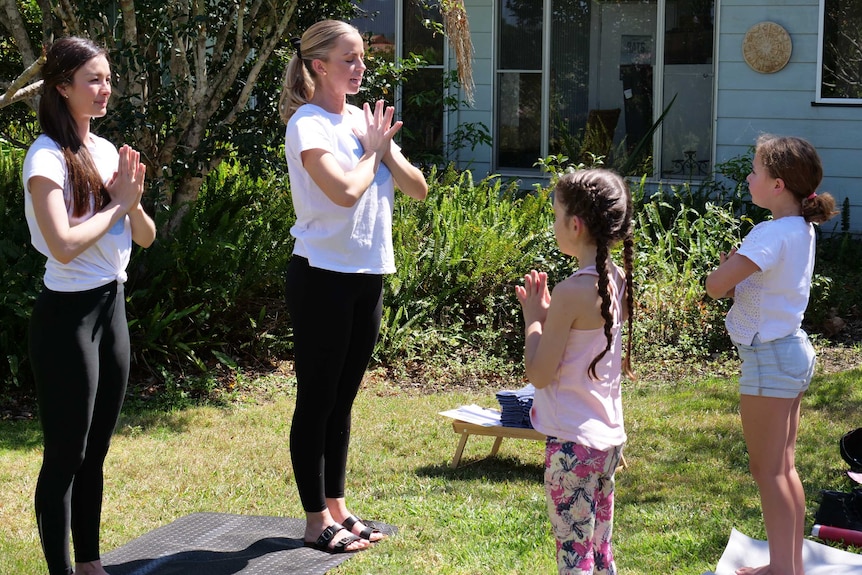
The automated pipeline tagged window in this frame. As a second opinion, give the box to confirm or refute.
[818,0,862,103]
[351,1,446,162]
[660,0,715,178]
[496,0,544,169]
[495,0,715,180]
[401,1,446,161]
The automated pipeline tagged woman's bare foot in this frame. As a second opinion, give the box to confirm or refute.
[75,559,110,575]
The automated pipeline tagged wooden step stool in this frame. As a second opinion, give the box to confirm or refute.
[449,419,546,468]
[448,419,629,470]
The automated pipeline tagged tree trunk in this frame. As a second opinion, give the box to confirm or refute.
[166,174,205,234]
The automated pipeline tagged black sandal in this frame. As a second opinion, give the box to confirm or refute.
[303,523,363,553]
[343,515,384,541]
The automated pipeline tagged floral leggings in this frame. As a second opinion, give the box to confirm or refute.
[544,438,623,575]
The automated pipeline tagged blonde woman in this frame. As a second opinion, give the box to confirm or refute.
[278,20,427,554]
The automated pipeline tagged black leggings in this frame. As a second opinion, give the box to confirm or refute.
[30,281,130,575]
[284,256,383,512]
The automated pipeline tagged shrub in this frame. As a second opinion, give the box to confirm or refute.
[381,166,763,367]
[0,146,43,392]
[2,149,859,400]
[631,183,747,360]
[0,151,298,395]
[125,161,296,381]
[380,165,556,363]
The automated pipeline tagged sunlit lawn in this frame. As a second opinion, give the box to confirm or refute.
[2,365,861,574]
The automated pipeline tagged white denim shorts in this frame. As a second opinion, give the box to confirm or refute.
[735,329,816,399]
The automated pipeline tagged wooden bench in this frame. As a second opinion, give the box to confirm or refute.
[449,419,546,468]
[448,419,629,470]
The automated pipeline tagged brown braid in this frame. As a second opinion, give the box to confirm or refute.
[622,235,636,380]
[589,234,614,380]
[554,169,636,381]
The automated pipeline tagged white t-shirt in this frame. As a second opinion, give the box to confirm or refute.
[726,216,815,345]
[284,103,396,274]
[23,134,131,292]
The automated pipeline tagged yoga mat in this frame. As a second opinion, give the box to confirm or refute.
[101,512,396,575]
[705,528,862,575]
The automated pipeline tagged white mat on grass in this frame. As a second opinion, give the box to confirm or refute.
[701,528,862,575]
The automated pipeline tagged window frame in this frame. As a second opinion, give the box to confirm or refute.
[492,0,547,175]
[350,1,449,160]
[816,0,862,104]
[398,1,448,162]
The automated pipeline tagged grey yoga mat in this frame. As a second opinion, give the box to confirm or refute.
[102,512,396,575]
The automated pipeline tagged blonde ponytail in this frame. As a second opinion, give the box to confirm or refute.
[278,20,358,123]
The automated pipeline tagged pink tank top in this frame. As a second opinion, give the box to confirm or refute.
[529,265,627,450]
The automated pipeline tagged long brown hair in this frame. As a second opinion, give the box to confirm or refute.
[38,36,110,217]
[554,169,636,380]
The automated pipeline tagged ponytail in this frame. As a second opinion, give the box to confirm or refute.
[278,20,359,123]
[279,54,313,123]
[801,193,839,225]
[755,134,839,225]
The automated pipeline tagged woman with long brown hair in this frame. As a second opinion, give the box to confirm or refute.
[24,36,155,575]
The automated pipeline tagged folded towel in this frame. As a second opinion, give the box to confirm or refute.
[496,384,535,429]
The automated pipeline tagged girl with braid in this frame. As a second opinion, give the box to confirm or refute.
[516,169,635,575]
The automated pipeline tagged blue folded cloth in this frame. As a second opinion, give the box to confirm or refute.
[496,384,535,429]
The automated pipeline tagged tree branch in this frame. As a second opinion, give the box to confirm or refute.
[0,78,43,109]
[54,0,82,36]
[223,0,300,126]
[0,53,46,109]
[0,0,37,66]
[192,0,209,109]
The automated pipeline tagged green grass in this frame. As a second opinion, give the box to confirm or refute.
[2,365,862,574]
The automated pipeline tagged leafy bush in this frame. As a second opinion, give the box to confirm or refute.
[631,183,748,360]
[3,150,860,400]
[0,146,43,391]
[126,162,296,379]
[1,154,296,397]
[381,165,768,366]
[806,198,862,329]
[379,165,556,362]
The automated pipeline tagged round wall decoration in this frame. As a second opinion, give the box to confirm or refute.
[742,21,792,74]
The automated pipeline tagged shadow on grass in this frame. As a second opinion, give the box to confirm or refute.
[805,368,862,416]
[0,405,200,451]
[0,418,42,451]
[416,455,542,483]
[115,409,198,437]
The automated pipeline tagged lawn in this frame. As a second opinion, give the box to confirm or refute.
[1,360,861,574]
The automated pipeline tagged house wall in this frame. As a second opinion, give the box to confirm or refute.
[449,0,493,175]
[717,0,862,232]
[453,0,862,231]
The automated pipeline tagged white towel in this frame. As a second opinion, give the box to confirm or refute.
[708,528,862,575]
